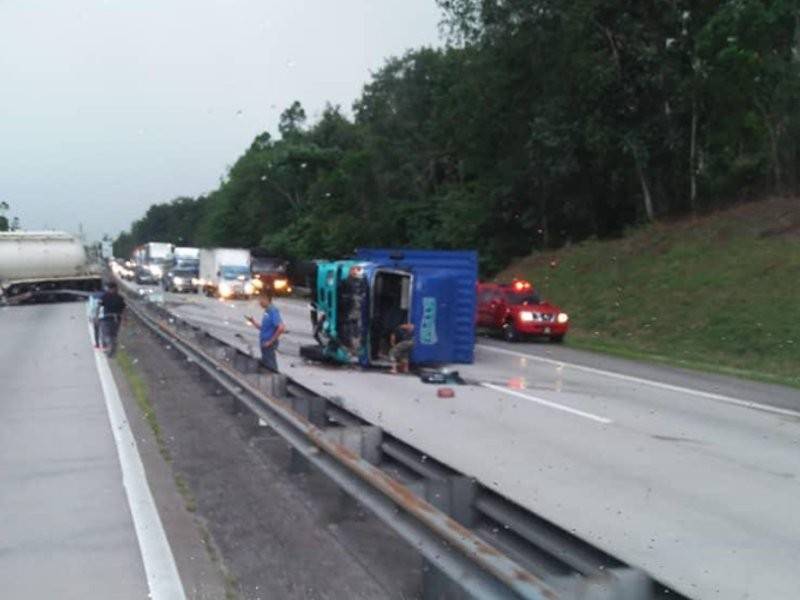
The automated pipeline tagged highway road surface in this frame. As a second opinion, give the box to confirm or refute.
[0,302,184,599]
[128,282,800,600]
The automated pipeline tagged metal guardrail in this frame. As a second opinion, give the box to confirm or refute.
[124,290,678,600]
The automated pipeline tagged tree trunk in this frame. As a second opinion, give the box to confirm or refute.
[756,101,785,195]
[767,121,785,196]
[689,94,698,213]
[628,142,655,221]
[635,159,655,221]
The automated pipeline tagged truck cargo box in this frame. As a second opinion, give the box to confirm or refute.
[354,249,478,365]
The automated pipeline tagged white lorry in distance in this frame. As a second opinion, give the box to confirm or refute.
[134,242,173,284]
[198,248,252,299]
[173,246,200,265]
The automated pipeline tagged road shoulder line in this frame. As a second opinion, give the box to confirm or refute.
[90,325,187,600]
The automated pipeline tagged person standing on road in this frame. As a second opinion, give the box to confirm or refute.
[86,288,104,348]
[99,282,126,357]
[247,290,285,372]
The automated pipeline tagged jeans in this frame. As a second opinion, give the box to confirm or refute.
[100,316,121,356]
[92,319,100,347]
[261,341,279,372]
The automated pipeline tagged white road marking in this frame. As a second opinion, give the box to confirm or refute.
[482,383,613,424]
[90,325,187,600]
[478,343,800,419]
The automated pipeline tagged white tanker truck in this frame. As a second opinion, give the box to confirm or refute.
[0,231,102,303]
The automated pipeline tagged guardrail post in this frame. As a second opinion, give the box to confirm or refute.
[291,396,328,428]
[550,567,653,600]
[323,426,384,466]
[319,425,384,524]
[271,373,288,398]
[232,352,259,374]
[422,475,478,600]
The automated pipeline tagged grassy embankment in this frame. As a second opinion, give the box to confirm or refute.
[498,198,800,388]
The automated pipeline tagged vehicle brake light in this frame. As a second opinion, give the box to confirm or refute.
[512,279,532,291]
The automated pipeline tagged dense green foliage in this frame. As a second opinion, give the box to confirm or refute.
[502,197,800,387]
[115,1,800,272]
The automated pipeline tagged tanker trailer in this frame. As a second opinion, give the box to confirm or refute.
[0,231,102,303]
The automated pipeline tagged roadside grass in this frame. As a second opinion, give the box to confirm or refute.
[498,198,800,388]
[116,349,172,462]
[117,349,203,515]
[116,346,238,599]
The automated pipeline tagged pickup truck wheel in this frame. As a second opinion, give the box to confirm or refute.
[502,321,520,343]
[550,334,565,343]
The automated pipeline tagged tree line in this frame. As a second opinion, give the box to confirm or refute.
[115,0,800,273]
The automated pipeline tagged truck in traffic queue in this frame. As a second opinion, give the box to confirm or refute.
[172,246,200,266]
[300,249,477,367]
[133,242,173,284]
[162,246,200,292]
[197,248,253,299]
[476,279,569,342]
[250,250,292,295]
[0,231,102,303]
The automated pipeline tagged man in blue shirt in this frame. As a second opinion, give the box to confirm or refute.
[247,290,285,372]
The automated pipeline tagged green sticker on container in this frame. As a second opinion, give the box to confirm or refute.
[420,296,437,345]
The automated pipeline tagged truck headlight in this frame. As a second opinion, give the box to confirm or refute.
[557,312,569,324]
[173,276,184,285]
[150,265,163,277]
[519,311,536,322]
[219,283,232,297]
[244,282,254,295]
[273,278,287,290]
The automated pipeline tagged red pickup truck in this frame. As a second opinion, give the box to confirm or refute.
[476,279,569,342]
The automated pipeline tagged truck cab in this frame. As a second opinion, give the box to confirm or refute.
[301,249,477,367]
[476,279,569,342]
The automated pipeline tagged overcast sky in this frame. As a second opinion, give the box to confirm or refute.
[0,0,442,241]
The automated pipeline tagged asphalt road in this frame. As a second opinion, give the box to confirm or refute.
[0,302,150,599]
[128,284,800,600]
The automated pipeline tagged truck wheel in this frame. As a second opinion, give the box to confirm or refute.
[550,334,565,343]
[502,321,520,343]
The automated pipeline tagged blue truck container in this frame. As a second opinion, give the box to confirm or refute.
[301,249,477,367]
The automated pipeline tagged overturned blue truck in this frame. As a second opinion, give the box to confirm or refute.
[300,249,478,368]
